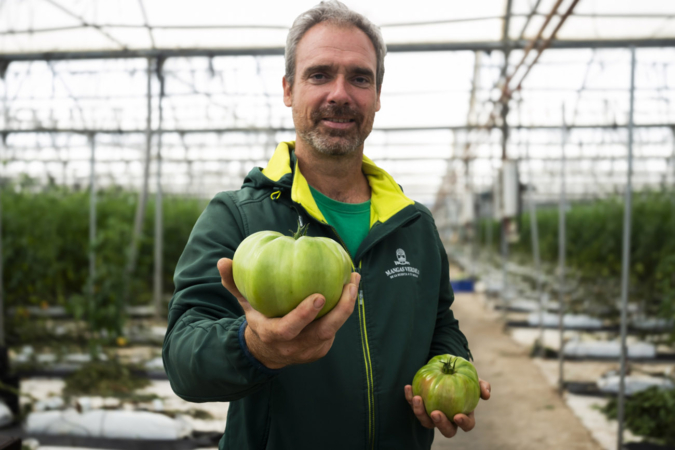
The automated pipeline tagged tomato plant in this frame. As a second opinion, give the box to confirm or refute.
[1,179,206,346]
[600,386,675,445]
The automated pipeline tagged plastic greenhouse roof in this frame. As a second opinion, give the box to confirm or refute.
[1,0,675,206]
[2,0,675,54]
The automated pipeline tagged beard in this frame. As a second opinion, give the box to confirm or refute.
[295,104,374,156]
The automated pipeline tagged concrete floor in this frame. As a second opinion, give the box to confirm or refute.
[431,293,603,450]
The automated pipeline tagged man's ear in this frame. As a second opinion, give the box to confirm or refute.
[283,76,292,107]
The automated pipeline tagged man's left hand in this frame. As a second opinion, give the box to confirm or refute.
[403,379,491,438]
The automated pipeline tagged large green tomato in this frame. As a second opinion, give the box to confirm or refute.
[412,354,480,421]
[232,224,352,318]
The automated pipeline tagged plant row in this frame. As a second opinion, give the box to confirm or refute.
[478,190,675,325]
[4,179,207,344]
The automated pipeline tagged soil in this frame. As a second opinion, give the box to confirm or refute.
[431,292,603,450]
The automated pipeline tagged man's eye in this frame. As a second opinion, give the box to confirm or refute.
[354,77,369,85]
[310,74,326,81]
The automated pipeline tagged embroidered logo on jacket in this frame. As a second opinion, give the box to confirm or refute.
[394,248,410,265]
[385,248,420,279]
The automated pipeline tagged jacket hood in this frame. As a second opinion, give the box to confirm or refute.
[243,141,415,228]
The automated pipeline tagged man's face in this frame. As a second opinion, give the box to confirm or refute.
[283,22,381,156]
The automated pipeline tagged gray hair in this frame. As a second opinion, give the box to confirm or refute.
[285,0,387,91]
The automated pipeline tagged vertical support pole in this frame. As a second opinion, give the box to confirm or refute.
[88,133,96,307]
[669,127,675,188]
[500,127,510,317]
[531,196,544,355]
[472,191,480,274]
[487,201,493,251]
[87,133,98,352]
[526,142,544,356]
[0,64,16,410]
[451,130,459,257]
[558,104,567,396]
[0,133,4,349]
[500,0,513,318]
[501,202,509,320]
[466,51,482,274]
[474,192,481,254]
[617,46,636,450]
[126,57,154,298]
[154,59,165,321]
[0,63,8,349]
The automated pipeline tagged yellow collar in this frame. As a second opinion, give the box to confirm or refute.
[262,141,414,228]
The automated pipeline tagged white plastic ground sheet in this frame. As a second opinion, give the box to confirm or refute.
[24,444,106,450]
[503,299,539,312]
[34,397,66,412]
[20,379,229,435]
[14,347,108,365]
[501,299,560,312]
[563,341,656,359]
[527,312,603,329]
[0,401,13,427]
[631,318,674,330]
[144,356,165,371]
[30,446,134,450]
[564,394,641,450]
[597,375,675,395]
[25,409,192,440]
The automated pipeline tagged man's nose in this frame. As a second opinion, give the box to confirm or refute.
[327,76,351,104]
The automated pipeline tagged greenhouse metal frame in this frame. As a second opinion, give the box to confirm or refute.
[2,1,675,448]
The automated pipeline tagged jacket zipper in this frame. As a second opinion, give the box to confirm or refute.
[290,204,376,448]
[328,228,375,450]
[349,210,422,447]
[356,263,375,450]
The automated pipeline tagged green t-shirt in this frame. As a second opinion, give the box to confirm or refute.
[309,185,370,260]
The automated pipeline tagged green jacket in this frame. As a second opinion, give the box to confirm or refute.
[163,142,472,450]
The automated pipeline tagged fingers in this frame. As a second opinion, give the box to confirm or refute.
[453,411,476,432]
[226,266,359,347]
[479,379,492,400]
[310,273,360,339]
[217,258,254,316]
[404,386,470,438]
[431,411,458,438]
[410,395,435,429]
[270,293,326,341]
[218,258,244,300]
[403,385,437,430]
[404,385,414,406]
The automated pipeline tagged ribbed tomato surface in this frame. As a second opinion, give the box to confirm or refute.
[412,354,480,421]
[232,228,352,318]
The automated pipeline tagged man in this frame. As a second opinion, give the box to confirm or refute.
[162,1,490,449]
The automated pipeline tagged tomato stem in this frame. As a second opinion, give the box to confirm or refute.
[441,358,457,375]
[290,220,310,240]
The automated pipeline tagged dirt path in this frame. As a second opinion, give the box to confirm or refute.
[431,293,602,450]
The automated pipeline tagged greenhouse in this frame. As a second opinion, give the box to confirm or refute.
[0,0,674,449]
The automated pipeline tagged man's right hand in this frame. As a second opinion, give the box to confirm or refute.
[217,258,360,370]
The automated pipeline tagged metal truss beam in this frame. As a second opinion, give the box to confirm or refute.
[2,123,675,135]
[2,38,675,62]
[7,155,671,163]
